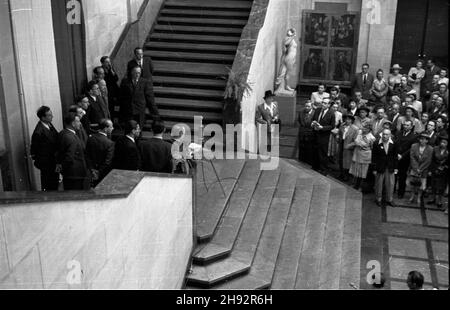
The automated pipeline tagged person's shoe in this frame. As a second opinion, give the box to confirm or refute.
[427,200,436,205]
[386,201,396,208]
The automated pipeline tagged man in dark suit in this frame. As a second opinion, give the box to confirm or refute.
[421,58,441,98]
[388,103,401,136]
[120,66,159,129]
[86,119,115,187]
[86,81,110,132]
[330,86,349,108]
[98,79,112,117]
[127,47,154,80]
[112,120,141,171]
[30,106,60,191]
[68,105,89,148]
[311,98,335,174]
[394,120,417,198]
[57,112,89,190]
[372,129,398,207]
[138,121,173,173]
[351,63,375,100]
[92,66,105,83]
[297,101,315,165]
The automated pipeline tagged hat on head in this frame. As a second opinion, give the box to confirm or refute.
[264,90,275,99]
[404,105,417,113]
[391,64,402,70]
[356,106,370,115]
[391,95,401,104]
[407,89,417,99]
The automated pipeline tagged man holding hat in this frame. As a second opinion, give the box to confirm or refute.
[256,90,281,151]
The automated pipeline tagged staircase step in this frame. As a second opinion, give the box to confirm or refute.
[154,86,224,100]
[158,109,223,122]
[150,32,240,45]
[195,160,246,242]
[161,8,250,19]
[339,190,363,289]
[158,16,247,27]
[318,187,347,289]
[146,41,237,54]
[148,51,234,64]
[271,178,315,289]
[153,75,226,89]
[295,182,331,289]
[187,168,280,287]
[213,167,298,289]
[153,61,228,78]
[186,258,250,287]
[164,0,253,10]
[193,161,264,263]
[156,97,223,110]
[154,24,243,36]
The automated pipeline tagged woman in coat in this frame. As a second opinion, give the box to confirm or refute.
[408,60,426,96]
[408,133,434,205]
[370,69,389,106]
[427,136,448,209]
[349,123,376,190]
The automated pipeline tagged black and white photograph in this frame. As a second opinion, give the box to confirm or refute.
[0,0,448,299]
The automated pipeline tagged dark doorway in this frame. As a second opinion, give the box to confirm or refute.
[51,0,88,114]
[391,0,449,69]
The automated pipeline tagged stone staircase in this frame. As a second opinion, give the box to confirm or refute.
[143,0,254,131]
[187,157,362,289]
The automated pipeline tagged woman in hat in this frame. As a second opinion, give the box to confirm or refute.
[406,90,423,117]
[349,123,376,190]
[427,135,448,209]
[354,106,371,129]
[408,133,434,205]
[408,59,426,96]
[397,105,423,134]
[388,64,403,95]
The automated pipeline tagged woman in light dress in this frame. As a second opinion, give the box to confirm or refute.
[349,123,376,190]
[275,28,298,95]
[408,60,426,97]
[388,64,403,95]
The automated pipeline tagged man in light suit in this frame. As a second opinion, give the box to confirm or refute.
[372,106,389,137]
[351,63,375,100]
[256,90,281,152]
[311,98,335,175]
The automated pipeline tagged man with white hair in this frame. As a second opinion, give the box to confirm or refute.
[372,128,398,207]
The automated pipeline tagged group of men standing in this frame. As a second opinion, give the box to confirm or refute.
[29,47,174,191]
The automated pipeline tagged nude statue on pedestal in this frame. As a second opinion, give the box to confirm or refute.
[275,28,298,96]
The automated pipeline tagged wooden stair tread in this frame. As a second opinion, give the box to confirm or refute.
[154,86,224,98]
[161,8,250,18]
[158,109,223,121]
[294,182,331,289]
[213,274,270,290]
[154,24,243,36]
[146,41,237,53]
[271,178,315,289]
[150,32,241,44]
[195,160,246,241]
[164,0,253,10]
[147,51,234,63]
[155,97,223,110]
[318,187,347,289]
[339,190,363,289]
[193,161,265,263]
[158,16,248,26]
[153,60,228,77]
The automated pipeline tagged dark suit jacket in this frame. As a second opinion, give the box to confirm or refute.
[87,95,110,127]
[394,130,417,162]
[127,57,154,80]
[57,129,88,179]
[138,138,173,173]
[103,67,120,96]
[30,122,59,170]
[112,135,141,171]
[86,133,115,179]
[298,108,314,140]
[312,107,335,137]
[388,112,401,135]
[351,72,375,99]
[119,77,159,118]
[372,139,398,173]
[255,103,280,126]
[422,65,441,91]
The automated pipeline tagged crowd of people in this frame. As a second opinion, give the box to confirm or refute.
[298,60,448,211]
[29,47,193,192]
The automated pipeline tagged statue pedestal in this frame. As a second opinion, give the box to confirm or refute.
[276,91,297,126]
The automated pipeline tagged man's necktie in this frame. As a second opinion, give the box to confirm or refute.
[363,74,367,84]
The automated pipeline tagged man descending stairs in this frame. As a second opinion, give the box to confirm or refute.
[144,0,254,131]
